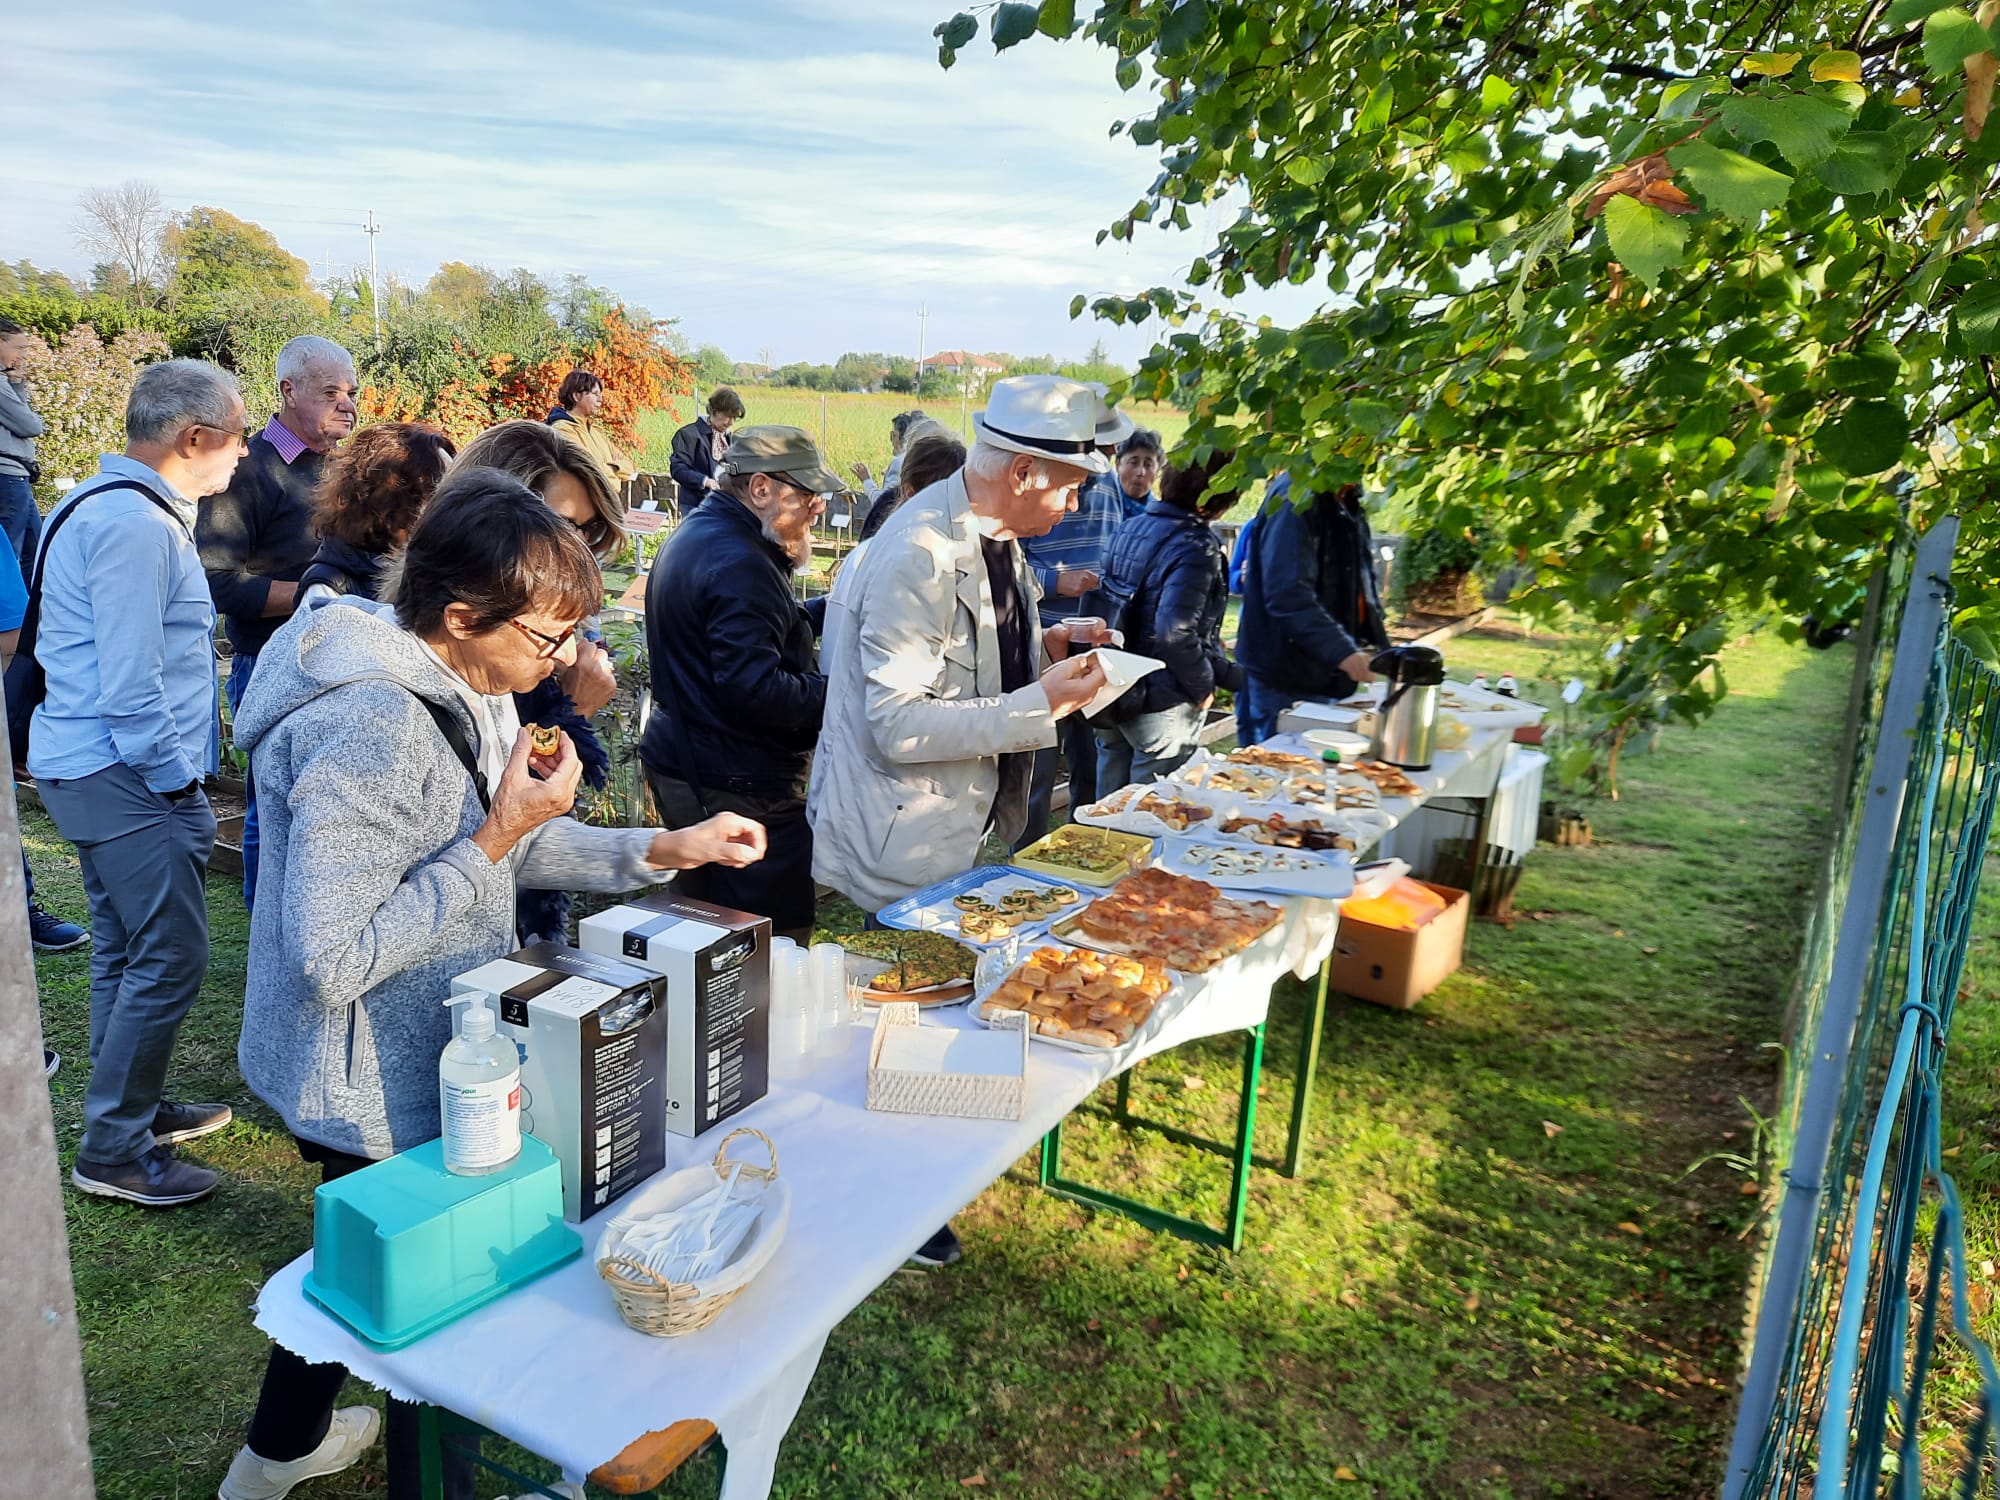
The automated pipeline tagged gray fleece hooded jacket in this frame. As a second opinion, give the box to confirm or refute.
[234,596,669,1159]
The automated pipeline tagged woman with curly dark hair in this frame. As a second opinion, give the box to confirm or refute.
[297,421,456,604]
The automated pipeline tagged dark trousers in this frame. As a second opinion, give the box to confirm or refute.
[1019,713,1101,848]
[226,652,260,910]
[644,767,816,939]
[0,470,41,576]
[38,762,213,1164]
[246,1139,474,1499]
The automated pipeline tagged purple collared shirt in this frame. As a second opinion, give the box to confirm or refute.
[261,414,310,464]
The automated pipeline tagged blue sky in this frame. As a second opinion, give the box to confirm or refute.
[4,1,1325,366]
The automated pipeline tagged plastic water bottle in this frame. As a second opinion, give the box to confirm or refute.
[439,996,521,1175]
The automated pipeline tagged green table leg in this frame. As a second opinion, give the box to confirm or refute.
[1038,1024,1264,1252]
[1282,957,1333,1178]
[418,1404,445,1500]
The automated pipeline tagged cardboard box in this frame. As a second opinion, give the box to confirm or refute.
[451,943,668,1223]
[578,894,771,1139]
[1330,881,1470,1010]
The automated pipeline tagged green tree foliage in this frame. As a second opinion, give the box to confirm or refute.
[0,260,84,299]
[693,343,737,386]
[943,0,2000,737]
[162,206,329,365]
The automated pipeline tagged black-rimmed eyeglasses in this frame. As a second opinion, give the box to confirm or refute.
[508,619,578,660]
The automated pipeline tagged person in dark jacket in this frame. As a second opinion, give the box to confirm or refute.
[1233,473,1388,745]
[197,335,358,909]
[1093,452,1243,788]
[668,386,745,511]
[296,422,456,606]
[855,423,964,543]
[642,425,835,942]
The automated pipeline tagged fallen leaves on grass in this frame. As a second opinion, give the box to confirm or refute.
[1542,1120,1564,1137]
[960,1475,987,1487]
[1335,1466,1361,1481]
[1463,1290,1482,1313]
[1740,1181,1761,1196]
[1617,1221,1644,1235]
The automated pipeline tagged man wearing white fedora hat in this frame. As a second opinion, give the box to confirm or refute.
[1015,385,1136,841]
[810,376,1117,1268]
[811,373,1116,914]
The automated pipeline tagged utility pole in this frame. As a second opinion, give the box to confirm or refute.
[917,303,928,380]
[363,211,382,352]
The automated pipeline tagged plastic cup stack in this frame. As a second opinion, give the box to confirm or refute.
[769,938,815,1079]
[812,942,848,1058]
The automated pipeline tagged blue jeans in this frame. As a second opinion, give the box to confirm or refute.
[0,470,41,578]
[38,762,214,1163]
[1095,702,1205,792]
[227,652,259,909]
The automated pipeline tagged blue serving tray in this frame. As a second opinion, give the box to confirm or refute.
[876,865,1082,948]
[303,1135,583,1351]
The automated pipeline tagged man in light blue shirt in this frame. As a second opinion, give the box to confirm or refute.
[30,358,245,1208]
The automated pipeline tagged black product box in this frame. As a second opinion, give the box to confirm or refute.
[578,894,770,1138]
[450,942,668,1221]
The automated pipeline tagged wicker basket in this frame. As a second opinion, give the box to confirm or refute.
[596,1128,782,1338]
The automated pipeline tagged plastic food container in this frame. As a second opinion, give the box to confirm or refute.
[1013,825,1155,887]
[302,1135,582,1350]
[1303,729,1373,759]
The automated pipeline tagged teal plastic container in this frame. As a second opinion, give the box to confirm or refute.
[302,1135,582,1350]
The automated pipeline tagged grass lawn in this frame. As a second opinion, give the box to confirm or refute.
[39,625,1859,1498]
[629,392,1190,495]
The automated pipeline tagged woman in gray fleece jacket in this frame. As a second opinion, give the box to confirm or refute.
[221,471,763,1500]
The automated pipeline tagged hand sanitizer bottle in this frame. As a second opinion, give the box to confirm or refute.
[440,996,521,1175]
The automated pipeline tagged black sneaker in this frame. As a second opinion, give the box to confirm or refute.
[72,1145,219,1207]
[152,1099,233,1146]
[42,1048,58,1080]
[909,1223,964,1267]
[27,904,87,953]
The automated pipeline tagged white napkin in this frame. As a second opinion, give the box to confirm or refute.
[1078,648,1167,720]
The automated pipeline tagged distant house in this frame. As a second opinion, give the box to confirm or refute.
[921,349,1005,395]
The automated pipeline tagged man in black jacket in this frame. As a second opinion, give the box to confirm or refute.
[668,386,745,512]
[1233,474,1387,745]
[196,335,357,908]
[642,425,835,940]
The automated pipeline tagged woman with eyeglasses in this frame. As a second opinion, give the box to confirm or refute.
[218,470,763,1500]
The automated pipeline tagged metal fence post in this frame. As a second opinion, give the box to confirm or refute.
[1721,517,1959,1498]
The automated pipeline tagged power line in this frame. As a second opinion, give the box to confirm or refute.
[363,210,382,352]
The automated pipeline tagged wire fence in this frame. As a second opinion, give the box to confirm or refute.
[1727,517,2000,1497]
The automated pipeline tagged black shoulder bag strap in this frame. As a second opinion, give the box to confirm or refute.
[7,478,188,754]
[415,695,492,813]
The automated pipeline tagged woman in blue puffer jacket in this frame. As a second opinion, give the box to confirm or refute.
[1092,451,1244,790]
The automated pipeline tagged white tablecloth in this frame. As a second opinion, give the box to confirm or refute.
[253,899,1340,1500]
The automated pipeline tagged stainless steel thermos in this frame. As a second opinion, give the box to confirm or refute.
[1367,644,1446,769]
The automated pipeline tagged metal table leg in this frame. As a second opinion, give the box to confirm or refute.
[1281,957,1333,1178]
[1039,1023,1265,1252]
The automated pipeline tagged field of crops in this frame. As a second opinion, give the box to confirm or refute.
[632,389,1188,484]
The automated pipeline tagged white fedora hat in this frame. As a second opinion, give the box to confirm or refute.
[1087,382,1135,447]
[972,375,1113,474]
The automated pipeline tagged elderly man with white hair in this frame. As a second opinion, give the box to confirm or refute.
[811,374,1116,912]
[32,359,249,1207]
[196,333,358,908]
[810,374,1113,1269]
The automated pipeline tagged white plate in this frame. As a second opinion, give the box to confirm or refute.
[1077,647,1167,720]
[969,936,1186,1056]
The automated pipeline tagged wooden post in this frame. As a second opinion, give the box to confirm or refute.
[0,721,95,1492]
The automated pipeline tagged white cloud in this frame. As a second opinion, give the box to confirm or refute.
[3,2,1327,363]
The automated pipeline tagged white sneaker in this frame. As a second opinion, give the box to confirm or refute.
[217,1406,382,1500]
[495,1485,584,1500]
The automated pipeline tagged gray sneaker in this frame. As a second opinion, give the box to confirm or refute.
[72,1145,219,1207]
[153,1099,233,1146]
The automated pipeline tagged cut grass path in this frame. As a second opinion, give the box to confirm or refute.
[37,628,1856,1498]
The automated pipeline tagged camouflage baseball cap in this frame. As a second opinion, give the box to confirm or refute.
[720,425,847,495]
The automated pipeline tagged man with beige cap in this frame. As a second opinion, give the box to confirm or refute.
[809,375,1113,918]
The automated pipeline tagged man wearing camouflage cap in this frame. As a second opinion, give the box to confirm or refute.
[641,425,840,940]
